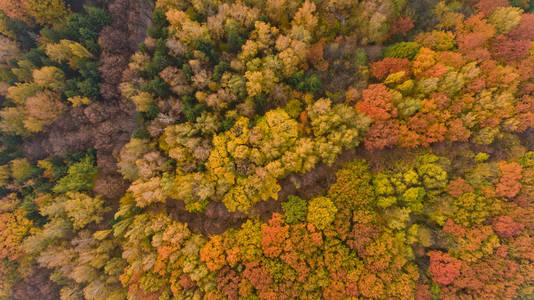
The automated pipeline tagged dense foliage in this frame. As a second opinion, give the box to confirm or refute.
[0,0,534,299]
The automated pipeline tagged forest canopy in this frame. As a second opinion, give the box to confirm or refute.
[0,0,534,299]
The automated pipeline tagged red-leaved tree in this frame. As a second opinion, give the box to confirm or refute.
[428,251,462,285]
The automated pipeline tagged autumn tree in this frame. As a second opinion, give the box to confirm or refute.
[64,192,105,230]
[32,66,66,92]
[370,58,411,80]
[306,196,337,230]
[496,162,522,199]
[428,251,461,285]
[22,0,68,25]
[0,208,32,261]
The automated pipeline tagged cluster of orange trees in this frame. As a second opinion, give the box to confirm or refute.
[0,0,533,299]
